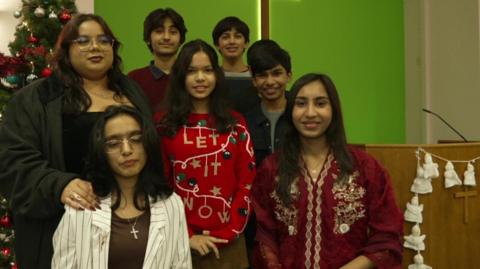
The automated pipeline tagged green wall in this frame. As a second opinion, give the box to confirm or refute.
[95,0,405,144]
[270,0,405,143]
[95,0,259,73]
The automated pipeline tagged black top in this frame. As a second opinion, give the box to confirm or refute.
[225,77,260,116]
[62,112,102,175]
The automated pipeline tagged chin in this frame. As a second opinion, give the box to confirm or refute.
[157,49,176,57]
[264,95,283,102]
[119,170,141,179]
[83,72,109,81]
[299,131,325,140]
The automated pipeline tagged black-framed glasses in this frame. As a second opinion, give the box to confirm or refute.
[72,35,115,52]
[104,134,143,154]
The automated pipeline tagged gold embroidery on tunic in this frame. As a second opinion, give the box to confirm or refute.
[270,177,299,236]
[332,171,366,234]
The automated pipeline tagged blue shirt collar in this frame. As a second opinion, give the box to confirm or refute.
[148,61,167,80]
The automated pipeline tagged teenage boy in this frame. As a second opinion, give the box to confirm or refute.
[212,16,259,115]
[243,39,292,268]
[245,39,292,166]
[129,8,187,111]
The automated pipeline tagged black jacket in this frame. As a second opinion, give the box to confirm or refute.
[244,99,289,168]
[0,73,151,269]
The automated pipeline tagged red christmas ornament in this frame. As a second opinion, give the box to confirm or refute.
[0,215,12,228]
[59,10,72,23]
[27,35,38,43]
[1,247,11,257]
[41,67,52,77]
[10,262,18,269]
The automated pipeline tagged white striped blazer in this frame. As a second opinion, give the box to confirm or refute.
[52,193,192,269]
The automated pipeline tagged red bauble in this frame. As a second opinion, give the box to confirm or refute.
[59,10,72,23]
[41,67,52,77]
[1,247,11,257]
[27,35,38,43]
[0,215,12,228]
[10,263,18,269]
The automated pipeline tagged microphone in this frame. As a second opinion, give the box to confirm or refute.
[422,108,468,142]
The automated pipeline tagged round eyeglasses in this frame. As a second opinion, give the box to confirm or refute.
[104,134,143,154]
[72,35,115,52]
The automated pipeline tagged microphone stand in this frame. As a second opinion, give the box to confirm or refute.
[422,108,468,142]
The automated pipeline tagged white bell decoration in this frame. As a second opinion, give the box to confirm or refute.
[404,195,423,223]
[411,166,432,194]
[408,253,432,269]
[463,162,477,186]
[423,153,439,179]
[444,161,462,188]
[404,224,426,251]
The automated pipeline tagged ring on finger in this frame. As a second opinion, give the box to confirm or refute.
[68,197,83,209]
[67,197,76,208]
[70,192,81,201]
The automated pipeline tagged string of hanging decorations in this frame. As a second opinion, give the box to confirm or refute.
[403,147,478,269]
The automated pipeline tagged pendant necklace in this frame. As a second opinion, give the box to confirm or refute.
[303,148,330,180]
[127,215,140,239]
[308,161,323,175]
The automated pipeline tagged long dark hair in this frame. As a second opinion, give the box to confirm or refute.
[84,105,172,210]
[277,73,354,206]
[159,39,236,135]
[51,13,125,114]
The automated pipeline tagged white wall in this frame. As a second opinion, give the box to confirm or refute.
[404,0,427,143]
[76,0,94,15]
[405,0,480,143]
[0,0,94,56]
[0,0,20,55]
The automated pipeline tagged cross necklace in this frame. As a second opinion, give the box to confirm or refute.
[127,215,140,239]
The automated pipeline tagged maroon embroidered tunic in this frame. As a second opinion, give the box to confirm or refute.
[252,147,403,269]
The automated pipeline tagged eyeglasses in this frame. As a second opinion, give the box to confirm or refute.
[104,134,143,153]
[72,35,115,52]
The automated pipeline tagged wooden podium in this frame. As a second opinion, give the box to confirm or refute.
[358,143,480,268]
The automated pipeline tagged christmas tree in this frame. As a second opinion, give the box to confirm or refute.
[0,0,77,118]
[0,1,77,267]
[0,198,15,269]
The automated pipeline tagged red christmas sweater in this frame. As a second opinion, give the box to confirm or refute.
[158,112,256,242]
